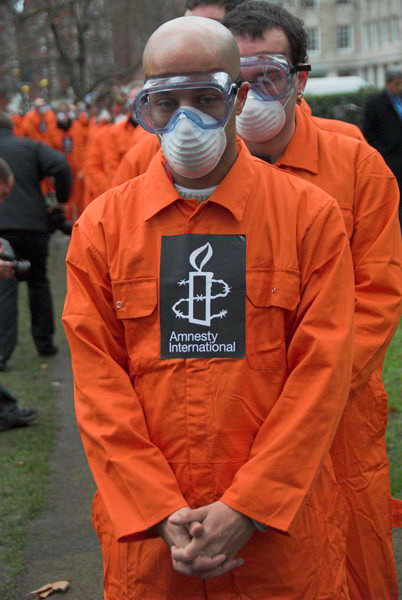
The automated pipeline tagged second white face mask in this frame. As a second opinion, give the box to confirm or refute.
[236,90,287,143]
[161,107,227,179]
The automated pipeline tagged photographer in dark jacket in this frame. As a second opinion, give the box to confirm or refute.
[0,113,72,370]
[0,160,38,430]
[363,66,402,227]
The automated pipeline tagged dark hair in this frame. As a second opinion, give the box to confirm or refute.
[386,66,402,83]
[0,112,13,131]
[0,158,12,185]
[185,0,245,12]
[223,0,308,65]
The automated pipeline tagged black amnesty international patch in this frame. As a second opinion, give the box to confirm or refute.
[160,234,246,359]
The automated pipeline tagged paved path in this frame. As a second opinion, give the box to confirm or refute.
[14,237,102,600]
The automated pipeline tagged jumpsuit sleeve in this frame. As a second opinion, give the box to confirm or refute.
[221,198,355,534]
[62,219,188,542]
[349,150,401,391]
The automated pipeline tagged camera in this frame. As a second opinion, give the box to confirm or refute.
[0,237,30,280]
[47,207,73,235]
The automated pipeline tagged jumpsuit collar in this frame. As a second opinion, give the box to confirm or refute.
[143,137,253,223]
[274,105,320,175]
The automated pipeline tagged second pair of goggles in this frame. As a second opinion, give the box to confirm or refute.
[240,54,311,101]
[134,71,240,134]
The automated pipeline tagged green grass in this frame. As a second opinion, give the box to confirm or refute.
[384,322,402,498]
[0,242,66,600]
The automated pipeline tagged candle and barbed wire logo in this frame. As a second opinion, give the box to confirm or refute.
[172,242,231,327]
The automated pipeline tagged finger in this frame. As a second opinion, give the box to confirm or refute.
[171,541,204,563]
[171,554,227,577]
[169,507,207,525]
[199,557,245,580]
[188,521,204,538]
[190,553,227,572]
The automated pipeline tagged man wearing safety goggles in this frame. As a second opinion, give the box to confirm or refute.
[64,16,356,600]
[224,3,401,600]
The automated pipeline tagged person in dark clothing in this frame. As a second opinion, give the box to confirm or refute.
[0,161,38,430]
[0,112,72,370]
[363,66,402,227]
[184,0,245,20]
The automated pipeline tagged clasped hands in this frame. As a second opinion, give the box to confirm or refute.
[155,501,255,580]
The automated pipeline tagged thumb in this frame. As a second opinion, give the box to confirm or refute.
[169,507,207,525]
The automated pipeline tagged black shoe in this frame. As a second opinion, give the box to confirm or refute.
[38,345,59,357]
[0,407,39,432]
[0,356,7,371]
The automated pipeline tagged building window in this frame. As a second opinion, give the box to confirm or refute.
[361,22,370,49]
[336,0,351,4]
[370,21,378,47]
[381,19,389,43]
[306,26,320,53]
[391,17,399,42]
[301,0,318,6]
[337,25,353,50]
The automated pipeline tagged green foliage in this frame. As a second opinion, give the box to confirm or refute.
[384,324,402,498]
[305,88,380,127]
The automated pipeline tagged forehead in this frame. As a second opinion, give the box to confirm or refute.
[184,5,226,20]
[235,28,291,61]
[147,45,227,78]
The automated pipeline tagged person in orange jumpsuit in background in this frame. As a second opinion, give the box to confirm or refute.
[100,86,149,183]
[221,3,402,599]
[81,108,113,209]
[48,102,85,220]
[21,98,55,145]
[63,17,356,599]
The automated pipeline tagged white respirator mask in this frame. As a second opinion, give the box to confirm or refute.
[236,89,290,143]
[161,107,227,179]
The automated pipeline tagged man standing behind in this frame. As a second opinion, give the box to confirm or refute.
[0,112,71,370]
[64,17,355,600]
[363,66,402,226]
[220,3,401,599]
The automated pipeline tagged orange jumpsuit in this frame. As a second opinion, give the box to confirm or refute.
[63,140,355,599]
[22,109,56,144]
[112,133,160,186]
[111,109,401,599]
[11,114,25,137]
[101,118,149,182]
[300,98,366,141]
[48,121,86,220]
[274,105,401,600]
[82,123,113,208]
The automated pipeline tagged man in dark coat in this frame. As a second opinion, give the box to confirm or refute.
[363,66,402,226]
[0,112,72,370]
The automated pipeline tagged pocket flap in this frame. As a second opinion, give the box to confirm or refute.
[246,269,300,310]
[111,278,157,318]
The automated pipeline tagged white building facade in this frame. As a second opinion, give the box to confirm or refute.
[274,0,402,87]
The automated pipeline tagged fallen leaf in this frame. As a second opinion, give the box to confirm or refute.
[30,580,69,598]
[40,363,49,370]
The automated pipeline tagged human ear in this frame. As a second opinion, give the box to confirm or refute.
[235,82,250,116]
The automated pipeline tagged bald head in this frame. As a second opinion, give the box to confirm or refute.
[143,17,240,80]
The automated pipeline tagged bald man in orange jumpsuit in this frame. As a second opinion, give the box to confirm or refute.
[219,3,401,599]
[64,17,355,600]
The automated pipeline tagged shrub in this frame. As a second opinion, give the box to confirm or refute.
[305,88,380,128]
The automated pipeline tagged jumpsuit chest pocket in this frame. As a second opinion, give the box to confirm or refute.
[246,269,300,370]
[111,277,159,373]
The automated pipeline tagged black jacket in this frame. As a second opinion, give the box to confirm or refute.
[0,129,72,232]
[362,90,402,181]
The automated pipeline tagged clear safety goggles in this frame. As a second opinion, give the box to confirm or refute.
[134,71,241,134]
[240,54,311,101]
